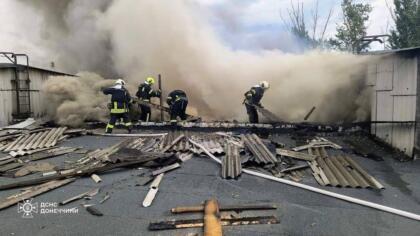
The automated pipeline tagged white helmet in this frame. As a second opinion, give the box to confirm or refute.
[260,81,270,90]
[115,78,126,85]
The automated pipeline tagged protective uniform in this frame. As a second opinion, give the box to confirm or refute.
[103,81,132,133]
[166,90,188,123]
[136,77,161,121]
[244,82,268,123]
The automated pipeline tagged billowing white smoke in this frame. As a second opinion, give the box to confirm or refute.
[9,0,372,125]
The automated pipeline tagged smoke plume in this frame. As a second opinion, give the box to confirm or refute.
[8,0,372,125]
[42,72,113,126]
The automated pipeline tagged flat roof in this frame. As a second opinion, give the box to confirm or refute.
[0,128,419,235]
[362,46,420,55]
[0,63,74,76]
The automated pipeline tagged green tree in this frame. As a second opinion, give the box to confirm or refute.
[389,0,420,49]
[330,0,372,53]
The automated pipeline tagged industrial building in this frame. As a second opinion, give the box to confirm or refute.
[0,53,70,127]
[367,47,420,158]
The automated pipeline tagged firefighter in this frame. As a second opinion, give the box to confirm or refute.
[136,77,161,121]
[243,81,270,123]
[166,90,188,124]
[103,79,132,133]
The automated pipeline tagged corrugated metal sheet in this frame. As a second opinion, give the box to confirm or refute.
[0,69,14,127]
[370,54,418,157]
[160,131,225,154]
[221,143,242,179]
[242,134,277,164]
[366,63,377,86]
[0,127,67,152]
[376,57,393,91]
[308,147,384,189]
[392,57,417,95]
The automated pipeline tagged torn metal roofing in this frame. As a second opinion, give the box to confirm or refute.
[308,147,384,189]
[159,131,225,154]
[242,134,277,164]
[0,127,67,152]
[221,143,242,179]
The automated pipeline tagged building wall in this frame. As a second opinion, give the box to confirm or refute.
[0,68,14,127]
[0,66,67,127]
[370,53,418,157]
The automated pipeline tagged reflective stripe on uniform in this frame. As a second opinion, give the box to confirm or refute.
[106,124,114,129]
[125,122,132,126]
[170,119,177,122]
[111,101,127,114]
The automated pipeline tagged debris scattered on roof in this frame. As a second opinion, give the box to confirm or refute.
[221,143,242,179]
[149,198,279,232]
[308,147,384,189]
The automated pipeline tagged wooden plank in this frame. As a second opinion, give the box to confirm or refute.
[204,199,222,236]
[152,163,180,176]
[0,178,75,210]
[149,216,279,230]
[171,204,277,214]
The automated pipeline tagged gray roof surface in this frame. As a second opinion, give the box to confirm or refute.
[363,46,420,55]
[0,63,74,76]
[0,130,419,236]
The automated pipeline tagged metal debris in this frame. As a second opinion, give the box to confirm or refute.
[276,148,316,161]
[308,147,384,189]
[99,193,110,204]
[2,127,67,152]
[91,174,102,183]
[242,134,277,164]
[0,178,76,210]
[293,137,342,152]
[60,188,100,205]
[221,143,242,179]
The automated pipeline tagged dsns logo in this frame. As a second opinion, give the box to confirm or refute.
[18,199,38,218]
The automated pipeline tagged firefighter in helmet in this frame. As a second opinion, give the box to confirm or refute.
[243,81,269,123]
[103,79,132,133]
[135,77,161,121]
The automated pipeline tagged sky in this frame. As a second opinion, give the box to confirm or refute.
[197,0,393,51]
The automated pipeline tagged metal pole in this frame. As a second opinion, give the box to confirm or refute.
[158,74,163,121]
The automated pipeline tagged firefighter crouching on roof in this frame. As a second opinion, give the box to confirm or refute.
[103,79,132,133]
[136,77,161,122]
[166,90,188,124]
[243,81,270,123]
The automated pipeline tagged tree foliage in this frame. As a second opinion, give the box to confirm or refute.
[330,0,372,53]
[280,0,333,49]
[389,0,420,49]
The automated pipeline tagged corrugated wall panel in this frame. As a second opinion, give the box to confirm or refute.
[376,57,393,90]
[27,69,49,118]
[367,63,377,86]
[392,95,416,156]
[370,54,418,158]
[373,91,393,143]
[0,69,13,127]
[392,57,417,95]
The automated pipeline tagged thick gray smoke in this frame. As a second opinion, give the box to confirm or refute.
[10,0,371,125]
[42,72,113,126]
